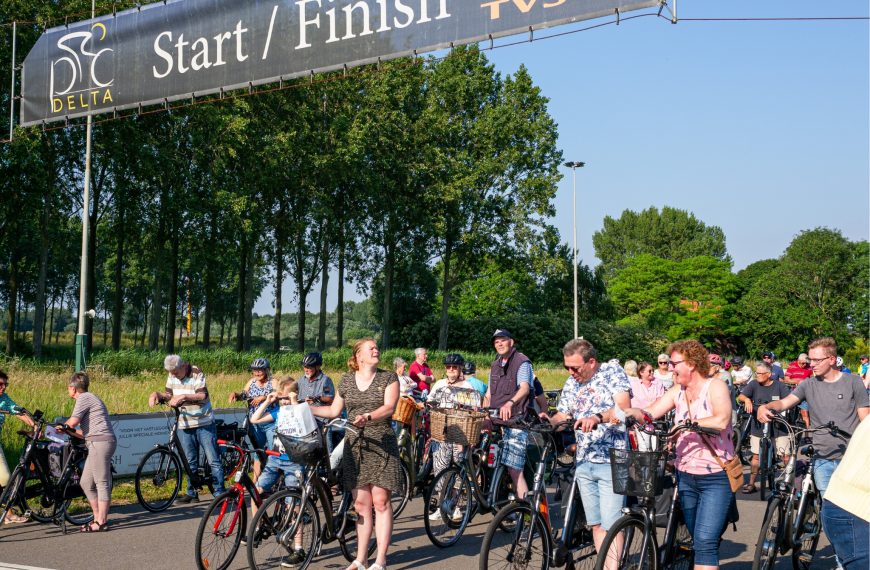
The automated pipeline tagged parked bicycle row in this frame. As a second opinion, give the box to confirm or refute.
[0,331,867,570]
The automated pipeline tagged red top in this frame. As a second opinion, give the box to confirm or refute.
[785,361,813,383]
[408,361,433,392]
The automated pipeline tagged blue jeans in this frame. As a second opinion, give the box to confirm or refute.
[177,423,225,497]
[574,461,624,530]
[256,456,303,492]
[822,500,869,569]
[813,458,840,498]
[677,470,733,566]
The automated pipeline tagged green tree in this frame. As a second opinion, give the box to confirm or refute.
[592,206,729,282]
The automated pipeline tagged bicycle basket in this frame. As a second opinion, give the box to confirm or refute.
[430,408,486,446]
[609,448,665,498]
[276,431,323,467]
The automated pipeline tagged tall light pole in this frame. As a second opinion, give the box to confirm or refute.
[564,161,585,340]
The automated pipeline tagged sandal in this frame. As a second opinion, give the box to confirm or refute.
[3,512,28,524]
[741,484,757,494]
[369,564,386,570]
[346,561,366,570]
[80,521,110,533]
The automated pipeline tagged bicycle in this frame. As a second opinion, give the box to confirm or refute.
[479,419,597,570]
[423,407,520,548]
[0,408,97,534]
[752,419,849,570]
[134,405,244,512]
[246,418,376,569]
[195,431,283,570]
[732,407,753,466]
[593,420,717,570]
[756,420,778,501]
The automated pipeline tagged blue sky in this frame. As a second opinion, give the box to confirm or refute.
[255,0,869,314]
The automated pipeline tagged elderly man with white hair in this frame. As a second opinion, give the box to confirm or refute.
[148,354,224,503]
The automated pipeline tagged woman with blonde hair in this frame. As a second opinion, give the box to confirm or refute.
[311,338,401,570]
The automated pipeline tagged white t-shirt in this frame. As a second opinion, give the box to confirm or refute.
[654,370,674,389]
[427,379,481,409]
[731,366,755,386]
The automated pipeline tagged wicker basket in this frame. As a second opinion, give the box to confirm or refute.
[392,396,417,426]
[430,408,486,446]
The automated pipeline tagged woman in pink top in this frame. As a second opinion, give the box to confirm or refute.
[626,340,735,570]
[629,362,665,409]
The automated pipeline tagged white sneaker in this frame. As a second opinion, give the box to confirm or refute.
[428,509,443,521]
[450,507,463,522]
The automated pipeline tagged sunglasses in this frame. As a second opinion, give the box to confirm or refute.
[563,364,583,373]
[658,361,668,365]
[0,382,7,387]
[445,365,461,370]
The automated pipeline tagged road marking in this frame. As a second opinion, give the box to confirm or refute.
[0,564,57,570]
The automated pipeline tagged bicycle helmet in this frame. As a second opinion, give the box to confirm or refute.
[731,356,744,366]
[443,353,465,367]
[835,356,844,367]
[723,360,732,371]
[301,352,323,367]
[708,353,723,366]
[761,351,775,360]
[250,357,270,370]
[462,361,476,375]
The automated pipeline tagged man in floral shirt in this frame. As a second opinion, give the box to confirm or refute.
[545,339,631,554]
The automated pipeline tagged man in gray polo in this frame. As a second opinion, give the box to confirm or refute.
[298,352,335,450]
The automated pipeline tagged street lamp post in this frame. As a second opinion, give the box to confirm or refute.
[564,161,585,340]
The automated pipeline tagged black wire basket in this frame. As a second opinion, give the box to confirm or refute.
[276,431,324,467]
[609,448,666,498]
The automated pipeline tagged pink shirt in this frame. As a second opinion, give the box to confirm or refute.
[672,379,734,475]
[629,377,666,409]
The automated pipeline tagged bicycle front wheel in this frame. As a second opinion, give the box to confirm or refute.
[480,502,549,570]
[593,515,657,570]
[0,466,27,527]
[247,488,319,570]
[391,460,411,519]
[195,489,247,570]
[135,448,182,512]
[23,474,57,523]
[423,466,473,548]
[752,496,784,570]
[662,510,694,570]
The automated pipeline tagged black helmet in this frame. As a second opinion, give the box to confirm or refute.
[443,353,465,367]
[250,357,270,370]
[731,356,744,366]
[301,352,323,367]
[762,351,775,360]
[462,361,476,375]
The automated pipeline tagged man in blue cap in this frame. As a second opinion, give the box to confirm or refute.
[483,328,533,499]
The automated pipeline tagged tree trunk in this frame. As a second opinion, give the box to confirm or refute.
[148,273,162,351]
[438,233,453,350]
[166,230,180,354]
[336,242,345,348]
[102,307,108,346]
[202,218,216,349]
[273,241,284,353]
[6,256,17,354]
[33,194,51,357]
[85,170,102,354]
[48,294,56,346]
[317,236,329,351]
[235,233,247,352]
[111,189,126,350]
[219,317,225,347]
[55,293,64,345]
[381,239,394,349]
[244,244,254,352]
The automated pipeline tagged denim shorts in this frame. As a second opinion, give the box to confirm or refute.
[574,461,625,530]
[500,428,528,471]
[256,457,303,492]
[813,458,840,498]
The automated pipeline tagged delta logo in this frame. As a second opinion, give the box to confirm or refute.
[49,21,114,115]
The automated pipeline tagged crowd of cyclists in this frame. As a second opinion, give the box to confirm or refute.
[0,330,868,570]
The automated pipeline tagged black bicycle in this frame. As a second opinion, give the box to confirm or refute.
[752,420,848,570]
[0,407,95,533]
[423,408,520,548]
[479,419,596,570]
[134,405,245,511]
[246,418,374,569]
[593,420,713,570]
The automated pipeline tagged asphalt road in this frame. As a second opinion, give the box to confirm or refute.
[0,486,836,570]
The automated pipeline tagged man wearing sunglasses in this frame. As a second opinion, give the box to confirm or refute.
[543,339,631,555]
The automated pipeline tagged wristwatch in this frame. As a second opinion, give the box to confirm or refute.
[594,413,604,423]
[365,413,372,422]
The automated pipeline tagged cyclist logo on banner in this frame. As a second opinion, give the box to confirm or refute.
[49,22,115,117]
